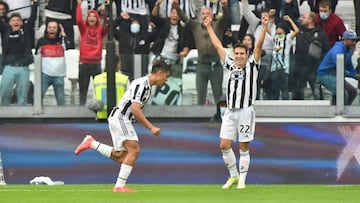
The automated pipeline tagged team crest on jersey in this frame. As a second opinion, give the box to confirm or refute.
[231,69,245,80]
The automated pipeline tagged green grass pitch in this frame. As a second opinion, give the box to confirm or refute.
[0,184,359,203]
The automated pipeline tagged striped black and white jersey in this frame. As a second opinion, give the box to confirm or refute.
[224,54,260,109]
[121,0,148,15]
[87,0,104,11]
[161,0,196,19]
[113,75,151,120]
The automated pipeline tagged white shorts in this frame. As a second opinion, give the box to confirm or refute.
[108,113,138,151]
[219,106,255,142]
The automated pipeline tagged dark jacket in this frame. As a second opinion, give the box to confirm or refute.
[46,0,77,15]
[149,15,191,56]
[295,25,331,60]
[113,15,150,55]
[0,3,38,66]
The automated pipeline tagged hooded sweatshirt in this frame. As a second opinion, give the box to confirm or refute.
[317,41,357,79]
[76,3,107,64]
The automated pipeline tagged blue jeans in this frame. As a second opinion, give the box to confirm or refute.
[42,73,65,105]
[0,65,29,105]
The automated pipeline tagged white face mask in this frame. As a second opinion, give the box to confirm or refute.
[319,12,329,20]
[220,107,226,118]
[130,23,140,34]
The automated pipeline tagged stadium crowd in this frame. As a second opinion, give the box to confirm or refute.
[0,0,359,107]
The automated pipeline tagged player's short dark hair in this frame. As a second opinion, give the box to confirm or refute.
[151,60,171,74]
[233,43,248,52]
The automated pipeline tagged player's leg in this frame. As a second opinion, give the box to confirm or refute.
[74,135,113,158]
[219,110,240,189]
[238,142,250,189]
[109,115,139,192]
[113,140,139,193]
[236,106,255,189]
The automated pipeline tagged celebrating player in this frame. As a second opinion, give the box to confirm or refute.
[75,60,171,193]
[204,11,268,189]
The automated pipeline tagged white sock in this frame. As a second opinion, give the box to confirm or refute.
[115,164,133,188]
[221,148,239,178]
[239,149,250,184]
[91,141,112,158]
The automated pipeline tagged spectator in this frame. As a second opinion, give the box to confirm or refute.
[113,0,151,80]
[316,30,360,105]
[211,94,227,123]
[76,0,108,105]
[268,15,299,100]
[4,0,37,48]
[290,11,330,100]
[45,0,77,49]
[113,12,151,81]
[0,1,9,74]
[35,21,71,106]
[92,55,130,120]
[242,33,256,55]
[222,0,241,46]
[0,1,9,23]
[315,0,346,46]
[150,0,190,78]
[149,0,192,105]
[354,0,360,38]
[173,0,228,105]
[0,0,38,106]
[300,0,338,13]
[267,0,300,22]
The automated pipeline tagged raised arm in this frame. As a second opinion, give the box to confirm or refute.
[241,0,260,33]
[152,0,162,17]
[253,15,268,62]
[76,0,85,32]
[172,0,189,24]
[204,16,226,62]
[284,15,299,39]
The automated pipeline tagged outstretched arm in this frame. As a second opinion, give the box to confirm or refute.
[204,16,226,62]
[284,15,299,39]
[152,0,162,16]
[253,15,268,62]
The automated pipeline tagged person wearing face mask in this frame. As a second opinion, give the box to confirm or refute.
[113,12,151,81]
[211,95,227,122]
[300,0,338,13]
[268,15,299,100]
[316,30,360,105]
[35,21,71,105]
[315,0,346,46]
[76,0,108,106]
